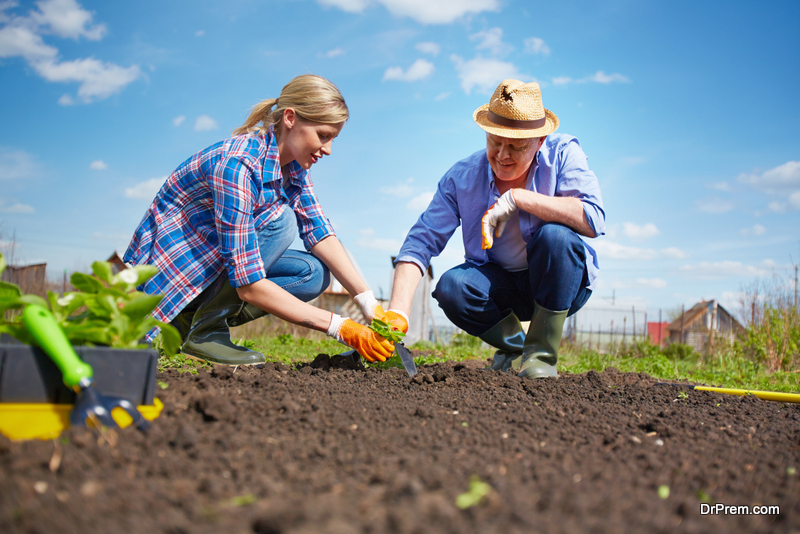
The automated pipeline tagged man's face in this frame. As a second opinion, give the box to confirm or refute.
[486,133,544,184]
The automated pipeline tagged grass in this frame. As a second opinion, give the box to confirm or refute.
[158,333,799,394]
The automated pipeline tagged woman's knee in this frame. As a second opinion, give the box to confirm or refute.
[268,250,329,301]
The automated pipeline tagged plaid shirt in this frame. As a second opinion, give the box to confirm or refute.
[123,126,334,326]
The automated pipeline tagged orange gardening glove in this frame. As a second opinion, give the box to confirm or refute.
[328,314,394,362]
[384,309,409,334]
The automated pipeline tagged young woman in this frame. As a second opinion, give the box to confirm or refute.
[124,74,402,365]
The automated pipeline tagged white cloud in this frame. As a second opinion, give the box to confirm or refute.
[173,115,186,127]
[89,160,108,170]
[357,234,403,253]
[739,224,766,237]
[589,71,629,84]
[0,23,57,60]
[592,240,686,261]
[767,201,785,213]
[194,115,218,132]
[622,222,659,240]
[470,27,511,56]
[450,54,527,94]
[32,57,142,102]
[695,197,734,213]
[435,92,450,101]
[524,36,550,56]
[0,1,141,102]
[0,147,41,181]
[415,41,440,56]
[709,181,731,192]
[380,178,415,197]
[195,30,205,37]
[57,93,73,105]
[737,161,800,193]
[31,0,106,40]
[678,261,768,280]
[551,71,629,86]
[661,247,688,259]
[125,177,165,200]
[318,0,500,24]
[636,278,667,289]
[324,47,345,58]
[406,191,434,211]
[0,200,35,214]
[383,58,434,82]
[790,191,800,209]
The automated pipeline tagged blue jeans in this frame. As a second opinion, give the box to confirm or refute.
[187,208,329,309]
[256,208,329,301]
[432,223,592,337]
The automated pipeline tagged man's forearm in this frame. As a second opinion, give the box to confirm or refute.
[513,189,596,238]
[388,261,424,316]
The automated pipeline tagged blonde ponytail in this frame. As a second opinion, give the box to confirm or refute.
[232,74,348,137]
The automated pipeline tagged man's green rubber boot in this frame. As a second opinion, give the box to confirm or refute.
[181,276,265,366]
[515,303,568,379]
[479,312,525,372]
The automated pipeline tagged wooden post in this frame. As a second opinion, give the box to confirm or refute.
[680,305,685,344]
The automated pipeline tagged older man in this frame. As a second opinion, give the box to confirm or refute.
[387,79,605,378]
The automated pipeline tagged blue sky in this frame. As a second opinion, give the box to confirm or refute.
[1,0,798,327]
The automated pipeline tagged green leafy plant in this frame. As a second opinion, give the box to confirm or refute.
[369,317,406,344]
[0,253,180,356]
[455,476,493,509]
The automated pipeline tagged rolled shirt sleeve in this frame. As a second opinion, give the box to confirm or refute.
[209,155,266,288]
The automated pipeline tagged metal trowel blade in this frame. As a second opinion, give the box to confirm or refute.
[395,342,417,377]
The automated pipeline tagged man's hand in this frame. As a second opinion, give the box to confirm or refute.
[481,190,518,250]
[354,290,380,321]
[383,309,409,333]
[328,314,394,362]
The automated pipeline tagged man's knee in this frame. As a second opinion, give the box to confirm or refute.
[432,267,466,311]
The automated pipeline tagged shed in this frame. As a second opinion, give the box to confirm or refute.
[666,300,744,352]
[1,262,47,297]
[106,251,128,275]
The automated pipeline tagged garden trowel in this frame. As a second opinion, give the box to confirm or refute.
[394,342,417,377]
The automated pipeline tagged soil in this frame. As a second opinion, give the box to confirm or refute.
[1,354,799,534]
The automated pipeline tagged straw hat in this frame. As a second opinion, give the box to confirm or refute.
[473,79,559,139]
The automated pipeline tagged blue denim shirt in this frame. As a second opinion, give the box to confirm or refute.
[395,133,605,290]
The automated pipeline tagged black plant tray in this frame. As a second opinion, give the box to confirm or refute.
[0,344,158,406]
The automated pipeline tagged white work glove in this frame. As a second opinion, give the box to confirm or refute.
[481,190,518,250]
[354,290,379,321]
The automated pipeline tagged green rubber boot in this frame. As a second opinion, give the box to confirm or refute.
[181,275,265,366]
[227,302,268,328]
[479,312,526,372]
[515,303,568,379]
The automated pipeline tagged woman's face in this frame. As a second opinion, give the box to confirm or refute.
[279,110,344,169]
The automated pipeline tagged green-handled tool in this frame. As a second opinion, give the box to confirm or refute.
[21,304,149,432]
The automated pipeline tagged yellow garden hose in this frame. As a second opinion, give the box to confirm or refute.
[659,383,800,403]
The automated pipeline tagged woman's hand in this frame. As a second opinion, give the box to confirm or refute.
[327,314,394,362]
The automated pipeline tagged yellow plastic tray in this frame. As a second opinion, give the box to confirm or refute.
[0,398,163,441]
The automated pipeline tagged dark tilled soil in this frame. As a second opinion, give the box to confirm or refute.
[1,355,799,534]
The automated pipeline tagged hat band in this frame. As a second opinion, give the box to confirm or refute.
[487,111,546,130]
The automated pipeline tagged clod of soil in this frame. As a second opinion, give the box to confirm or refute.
[2,356,799,533]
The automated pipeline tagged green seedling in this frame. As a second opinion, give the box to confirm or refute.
[369,317,407,344]
[677,391,689,400]
[658,485,670,499]
[455,476,493,509]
